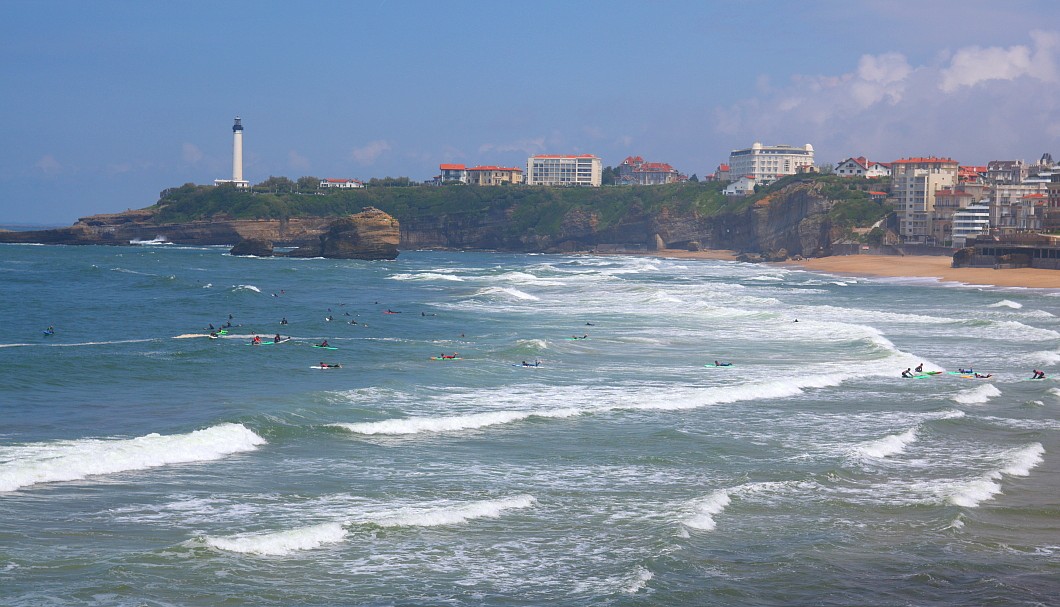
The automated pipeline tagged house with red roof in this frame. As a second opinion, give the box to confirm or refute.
[318,178,365,189]
[835,157,891,178]
[615,156,686,185]
[466,165,523,186]
[438,163,469,184]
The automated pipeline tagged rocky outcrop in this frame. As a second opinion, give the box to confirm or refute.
[284,207,399,260]
[230,237,274,257]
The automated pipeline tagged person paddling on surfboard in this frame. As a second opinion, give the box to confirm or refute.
[902,368,914,378]
[318,339,329,348]
[714,360,733,367]
[273,334,282,343]
[251,335,262,345]
[915,363,924,373]
[1031,369,1046,379]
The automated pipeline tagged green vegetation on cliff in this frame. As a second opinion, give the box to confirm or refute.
[152,174,890,237]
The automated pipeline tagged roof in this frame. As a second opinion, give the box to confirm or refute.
[439,163,466,171]
[634,162,675,173]
[718,164,730,171]
[467,165,522,172]
[1022,193,1047,199]
[323,178,362,183]
[868,191,887,196]
[622,156,644,165]
[891,156,958,165]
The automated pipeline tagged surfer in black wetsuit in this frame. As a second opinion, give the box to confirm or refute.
[273,334,282,343]
[915,363,924,373]
[319,340,329,348]
[902,368,914,378]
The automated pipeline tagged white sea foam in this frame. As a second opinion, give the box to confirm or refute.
[333,408,584,435]
[203,522,348,556]
[388,272,464,282]
[0,423,265,492]
[515,338,549,350]
[1027,349,1060,365]
[476,286,540,301]
[370,494,536,527]
[624,566,654,594]
[952,383,1002,405]
[853,428,917,459]
[201,496,536,556]
[988,300,1023,309]
[947,443,1044,507]
[233,284,261,293]
[683,489,731,530]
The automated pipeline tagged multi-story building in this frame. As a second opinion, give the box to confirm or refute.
[722,175,756,196]
[526,154,602,186]
[728,142,814,184]
[835,156,891,178]
[997,193,1047,234]
[931,186,979,246]
[438,164,469,184]
[951,204,992,248]
[616,156,685,185]
[987,160,1027,185]
[466,165,523,186]
[892,157,959,244]
[992,182,1047,227]
[319,178,364,189]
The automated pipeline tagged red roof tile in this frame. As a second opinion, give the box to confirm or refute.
[439,163,466,171]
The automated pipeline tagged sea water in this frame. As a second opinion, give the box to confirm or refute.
[1,244,1058,606]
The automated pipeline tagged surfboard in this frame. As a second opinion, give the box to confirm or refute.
[704,363,735,368]
[312,345,338,350]
[430,356,461,360]
[512,363,541,368]
[310,365,341,369]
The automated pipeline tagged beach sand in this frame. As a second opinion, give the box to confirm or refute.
[635,249,1060,289]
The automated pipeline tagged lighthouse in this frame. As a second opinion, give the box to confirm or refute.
[214,116,250,188]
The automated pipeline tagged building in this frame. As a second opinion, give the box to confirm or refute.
[835,157,891,178]
[615,156,685,185]
[987,160,1028,185]
[707,164,730,182]
[319,178,364,189]
[723,175,756,196]
[892,157,959,244]
[951,204,992,248]
[466,165,523,186]
[438,164,469,184]
[959,165,988,184]
[992,182,1047,228]
[526,154,602,186]
[214,116,250,189]
[727,142,814,184]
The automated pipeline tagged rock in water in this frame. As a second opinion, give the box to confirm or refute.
[286,207,399,260]
[230,237,274,257]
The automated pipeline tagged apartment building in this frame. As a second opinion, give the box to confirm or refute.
[438,164,469,184]
[892,157,959,244]
[526,155,602,186]
[951,204,992,248]
[728,142,814,184]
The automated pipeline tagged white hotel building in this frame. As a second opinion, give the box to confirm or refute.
[727,142,815,184]
[526,155,602,186]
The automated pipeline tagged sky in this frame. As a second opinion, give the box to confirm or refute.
[2,0,1060,224]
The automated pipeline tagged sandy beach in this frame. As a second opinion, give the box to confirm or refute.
[641,249,1060,289]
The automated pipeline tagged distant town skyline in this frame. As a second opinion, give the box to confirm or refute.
[2,0,1059,223]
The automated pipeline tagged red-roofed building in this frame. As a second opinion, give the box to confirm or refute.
[959,165,988,184]
[616,156,686,185]
[319,178,364,189]
[835,156,891,178]
[438,164,468,184]
[466,165,523,186]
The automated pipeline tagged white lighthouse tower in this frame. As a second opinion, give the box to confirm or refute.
[214,116,250,189]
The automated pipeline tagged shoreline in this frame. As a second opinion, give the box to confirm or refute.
[620,249,1060,289]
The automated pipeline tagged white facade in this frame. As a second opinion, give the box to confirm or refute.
[723,175,756,196]
[439,164,469,184]
[728,142,814,184]
[526,155,601,186]
[835,157,891,178]
[892,157,959,244]
[319,179,364,189]
[951,204,991,248]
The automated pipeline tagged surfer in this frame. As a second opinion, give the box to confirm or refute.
[43,325,55,335]
[442,352,458,359]
[522,360,540,367]
[958,367,973,374]
[974,372,992,378]
[901,368,914,378]
[273,334,282,343]
[251,336,262,345]
[280,317,288,325]
[318,340,330,348]
[714,360,733,367]
[319,362,341,369]
[914,363,924,373]
[1031,369,1046,379]
[209,331,218,338]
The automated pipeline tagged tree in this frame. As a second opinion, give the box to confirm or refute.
[818,163,835,175]
[689,173,700,182]
[601,166,617,186]
[255,176,296,194]
[296,176,321,192]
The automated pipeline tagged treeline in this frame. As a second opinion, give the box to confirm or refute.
[151,174,891,237]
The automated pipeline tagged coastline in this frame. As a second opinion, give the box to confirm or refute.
[626,249,1060,289]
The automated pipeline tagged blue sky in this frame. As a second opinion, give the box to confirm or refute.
[2,0,1059,224]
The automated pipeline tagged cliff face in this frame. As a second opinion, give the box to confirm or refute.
[0,182,842,259]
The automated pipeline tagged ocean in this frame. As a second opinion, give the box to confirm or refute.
[1,243,1058,606]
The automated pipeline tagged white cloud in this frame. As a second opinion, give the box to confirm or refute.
[34,154,61,173]
[182,143,203,163]
[287,149,310,171]
[711,30,1060,163]
[479,137,547,155]
[350,140,391,165]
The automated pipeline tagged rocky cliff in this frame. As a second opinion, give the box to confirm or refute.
[0,181,852,259]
